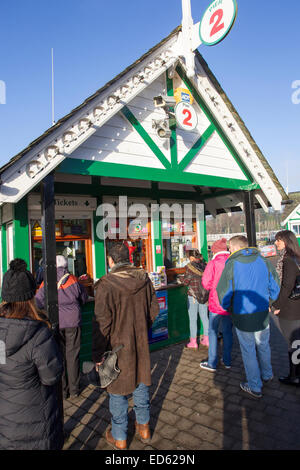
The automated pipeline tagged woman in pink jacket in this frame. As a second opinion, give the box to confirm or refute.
[200,238,232,372]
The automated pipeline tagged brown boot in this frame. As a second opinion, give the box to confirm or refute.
[135,421,151,443]
[105,429,127,450]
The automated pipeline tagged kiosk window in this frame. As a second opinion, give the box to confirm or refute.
[162,220,198,269]
[31,218,92,280]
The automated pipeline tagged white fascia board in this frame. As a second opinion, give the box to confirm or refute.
[281,203,300,226]
[0,35,181,205]
[188,58,283,211]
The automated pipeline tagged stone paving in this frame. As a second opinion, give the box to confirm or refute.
[63,312,300,451]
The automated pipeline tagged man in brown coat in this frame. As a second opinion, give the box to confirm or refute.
[92,242,159,450]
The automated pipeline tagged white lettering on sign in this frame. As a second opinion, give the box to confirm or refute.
[175,102,198,131]
[200,0,237,46]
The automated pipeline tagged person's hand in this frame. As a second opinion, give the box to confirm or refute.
[273,309,280,315]
[95,358,105,370]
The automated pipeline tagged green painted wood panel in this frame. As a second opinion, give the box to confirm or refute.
[58,159,258,191]
[1,224,7,275]
[13,197,30,267]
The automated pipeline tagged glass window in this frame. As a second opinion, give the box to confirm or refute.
[105,238,147,270]
[292,224,300,235]
[163,235,197,269]
[56,240,87,277]
[61,219,89,236]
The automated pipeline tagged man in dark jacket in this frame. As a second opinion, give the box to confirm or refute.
[35,255,88,399]
[92,242,159,450]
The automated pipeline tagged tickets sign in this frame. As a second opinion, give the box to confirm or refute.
[199,0,238,46]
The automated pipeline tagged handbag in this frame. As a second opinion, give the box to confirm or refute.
[289,259,300,301]
[82,344,124,388]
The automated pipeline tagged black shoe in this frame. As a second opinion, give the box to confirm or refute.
[278,376,300,386]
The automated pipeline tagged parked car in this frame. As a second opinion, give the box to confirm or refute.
[259,244,277,258]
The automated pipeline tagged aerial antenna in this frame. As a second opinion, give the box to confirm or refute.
[286,161,289,195]
[51,48,55,126]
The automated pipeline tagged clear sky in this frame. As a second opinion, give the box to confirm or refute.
[0,0,299,193]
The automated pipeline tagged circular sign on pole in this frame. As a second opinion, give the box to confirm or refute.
[175,102,198,131]
[199,0,238,46]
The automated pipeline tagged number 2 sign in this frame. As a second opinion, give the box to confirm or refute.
[175,102,198,131]
[199,0,238,46]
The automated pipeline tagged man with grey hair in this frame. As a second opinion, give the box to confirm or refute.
[216,236,280,398]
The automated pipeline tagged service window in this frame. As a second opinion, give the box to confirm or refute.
[104,218,152,272]
[162,220,198,269]
[291,224,300,235]
[31,218,93,279]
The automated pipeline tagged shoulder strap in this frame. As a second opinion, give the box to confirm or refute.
[57,273,69,289]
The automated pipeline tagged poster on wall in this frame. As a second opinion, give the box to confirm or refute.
[149,290,169,344]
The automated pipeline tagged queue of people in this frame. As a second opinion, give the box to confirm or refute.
[0,230,299,450]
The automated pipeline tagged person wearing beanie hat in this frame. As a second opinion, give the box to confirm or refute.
[200,240,232,372]
[0,259,64,450]
[35,254,88,400]
[1,258,37,302]
[211,238,228,254]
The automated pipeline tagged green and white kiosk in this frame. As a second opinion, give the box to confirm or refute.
[0,1,288,364]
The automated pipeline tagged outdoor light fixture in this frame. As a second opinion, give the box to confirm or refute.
[152,119,171,139]
[153,95,176,109]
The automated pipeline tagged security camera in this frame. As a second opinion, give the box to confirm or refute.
[152,119,171,139]
[153,95,177,108]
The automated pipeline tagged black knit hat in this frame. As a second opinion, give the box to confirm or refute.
[1,259,36,302]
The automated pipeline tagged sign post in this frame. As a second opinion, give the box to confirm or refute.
[180,0,238,78]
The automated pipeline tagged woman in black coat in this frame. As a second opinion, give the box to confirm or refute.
[0,259,64,450]
[273,231,300,386]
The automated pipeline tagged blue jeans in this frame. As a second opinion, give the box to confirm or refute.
[187,295,209,337]
[109,383,150,441]
[235,325,273,393]
[208,312,233,368]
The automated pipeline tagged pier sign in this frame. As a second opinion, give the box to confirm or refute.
[199,0,238,46]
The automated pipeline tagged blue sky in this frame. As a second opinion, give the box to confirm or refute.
[0,0,299,193]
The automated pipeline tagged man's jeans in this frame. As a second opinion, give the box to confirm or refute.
[235,325,273,393]
[208,312,233,368]
[109,383,150,441]
[187,295,209,337]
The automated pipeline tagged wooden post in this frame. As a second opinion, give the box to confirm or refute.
[244,191,257,247]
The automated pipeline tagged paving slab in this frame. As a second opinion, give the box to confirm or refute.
[63,313,300,451]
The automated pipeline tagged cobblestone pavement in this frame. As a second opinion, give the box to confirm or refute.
[62,312,300,451]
